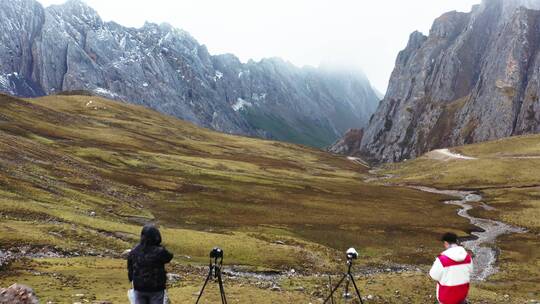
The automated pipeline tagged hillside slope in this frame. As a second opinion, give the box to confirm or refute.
[0,0,379,147]
[359,0,540,162]
[0,92,475,303]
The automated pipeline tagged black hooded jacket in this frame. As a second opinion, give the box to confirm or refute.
[128,225,174,292]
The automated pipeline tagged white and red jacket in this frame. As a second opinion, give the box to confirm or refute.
[429,245,473,304]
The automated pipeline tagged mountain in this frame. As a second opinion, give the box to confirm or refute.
[0,0,379,148]
[356,0,540,162]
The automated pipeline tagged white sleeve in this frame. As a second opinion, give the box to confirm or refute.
[429,258,443,282]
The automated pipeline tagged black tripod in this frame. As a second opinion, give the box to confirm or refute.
[324,258,364,304]
[195,248,227,304]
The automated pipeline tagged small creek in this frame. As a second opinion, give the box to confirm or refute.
[410,186,526,281]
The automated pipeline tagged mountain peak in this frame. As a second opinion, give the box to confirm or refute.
[480,0,540,17]
[47,0,102,27]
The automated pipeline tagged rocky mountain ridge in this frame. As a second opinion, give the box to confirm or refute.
[0,0,379,147]
[355,0,540,162]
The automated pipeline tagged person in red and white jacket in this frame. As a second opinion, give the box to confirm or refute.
[429,232,473,304]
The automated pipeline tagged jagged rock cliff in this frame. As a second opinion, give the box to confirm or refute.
[0,0,379,147]
[359,0,540,162]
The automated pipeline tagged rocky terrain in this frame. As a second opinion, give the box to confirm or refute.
[0,284,39,304]
[354,0,540,162]
[0,0,379,147]
[328,128,364,155]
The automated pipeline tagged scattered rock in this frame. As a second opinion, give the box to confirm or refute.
[0,284,39,304]
[167,273,181,283]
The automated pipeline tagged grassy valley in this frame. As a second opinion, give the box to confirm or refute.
[0,93,537,303]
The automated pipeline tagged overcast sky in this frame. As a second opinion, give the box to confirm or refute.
[37,0,480,93]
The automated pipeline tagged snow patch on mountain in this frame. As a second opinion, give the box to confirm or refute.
[214,71,223,81]
[93,87,119,98]
[0,75,9,89]
[252,93,267,102]
[232,98,252,112]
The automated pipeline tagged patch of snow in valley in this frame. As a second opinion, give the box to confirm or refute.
[232,98,252,112]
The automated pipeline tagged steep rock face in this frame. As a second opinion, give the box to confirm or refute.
[0,0,379,147]
[360,0,540,162]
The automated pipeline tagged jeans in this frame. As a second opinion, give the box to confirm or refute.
[134,290,166,304]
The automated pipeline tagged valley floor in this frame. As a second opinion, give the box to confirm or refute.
[0,94,538,303]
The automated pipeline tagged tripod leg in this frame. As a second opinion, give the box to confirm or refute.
[344,275,351,300]
[323,274,347,304]
[195,267,213,304]
[348,273,364,304]
[217,270,228,304]
[327,275,335,304]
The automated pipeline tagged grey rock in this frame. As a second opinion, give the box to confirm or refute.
[0,0,379,147]
[328,128,364,155]
[0,284,39,304]
[358,0,540,162]
[166,273,181,283]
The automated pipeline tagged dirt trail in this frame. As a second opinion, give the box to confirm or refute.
[347,156,370,168]
[410,186,525,281]
[427,148,540,160]
[426,149,477,161]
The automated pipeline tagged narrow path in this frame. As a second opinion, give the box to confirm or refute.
[427,148,540,160]
[426,148,477,161]
[409,186,525,281]
[347,156,370,168]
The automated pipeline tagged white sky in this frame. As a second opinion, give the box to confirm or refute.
[37,0,480,93]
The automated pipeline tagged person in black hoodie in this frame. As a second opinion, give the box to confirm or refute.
[128,224,174,304]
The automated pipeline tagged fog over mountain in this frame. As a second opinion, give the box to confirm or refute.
[351,0,540,162]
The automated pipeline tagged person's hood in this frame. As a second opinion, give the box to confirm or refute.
[442,245,468,262]
[141,224,162,246]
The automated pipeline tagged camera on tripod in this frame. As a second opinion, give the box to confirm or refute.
[210,247,223,259]
[346,247,358,260]
[324,247,364,304]
[196,247,227,304]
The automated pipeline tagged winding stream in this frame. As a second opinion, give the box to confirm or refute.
[410,186,526,281]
